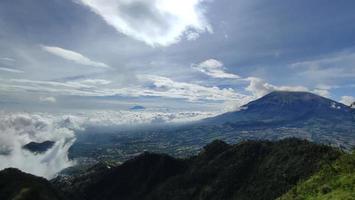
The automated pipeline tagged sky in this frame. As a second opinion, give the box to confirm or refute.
[0,0,355,113]
[1,0,355,179]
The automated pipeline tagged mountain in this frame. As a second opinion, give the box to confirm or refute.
[0,168,65,200]
[203,91,354,126]
[130,105,146,110]
[23,141,55,154]
[55,138,341,200]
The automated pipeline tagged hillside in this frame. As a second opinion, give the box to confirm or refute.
[56,138,341,200]
[0,168,65,200]
[278,151,355,200]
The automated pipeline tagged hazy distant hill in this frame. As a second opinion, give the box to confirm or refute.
[22,141,55,154]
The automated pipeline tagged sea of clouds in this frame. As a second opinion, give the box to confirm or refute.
[0,110,215,179]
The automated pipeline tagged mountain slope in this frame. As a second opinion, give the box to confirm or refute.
[278,151,355,200]
[203,91,354,126]
[57,138,341,200]
[0,168,65,200]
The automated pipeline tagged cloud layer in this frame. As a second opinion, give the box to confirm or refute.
[76,0,212,46]
[0,112,76,179]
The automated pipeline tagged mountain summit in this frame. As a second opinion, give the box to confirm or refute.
[204,91,353,125]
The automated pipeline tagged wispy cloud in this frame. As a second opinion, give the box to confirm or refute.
[76,0,212,46]
[39,96,57,103]
[0,75,252,108]
[140,75,251,104]
[192,59,240,79]
[0,57,15,62]
[41,45,110,68]
[0,67,24,73]
[291,51,355,81]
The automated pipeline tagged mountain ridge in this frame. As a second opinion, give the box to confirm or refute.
[54,138,341,200]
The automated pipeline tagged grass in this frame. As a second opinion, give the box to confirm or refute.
[278,151,355,200]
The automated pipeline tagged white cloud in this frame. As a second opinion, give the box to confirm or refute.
[65,110,217,127]
[0,67,24,73]
[41,45,110,68]
[0,112,75,179]
[76,0,212,46]
[0,76,252,107]
[39,96,57,103]
[78,79,112,85]
[192,59,240,78]
[245,77,326,98]
[340,96,355,106]
[186,31,200,41]
[141,75,250,104]
[0,57,15,62]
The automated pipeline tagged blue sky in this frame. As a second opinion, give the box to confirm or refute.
[0,0,355,113]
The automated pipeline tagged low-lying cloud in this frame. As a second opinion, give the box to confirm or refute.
[0,112,76,179]
[0,109,217,178]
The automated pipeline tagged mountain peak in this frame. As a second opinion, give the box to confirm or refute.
[259,91,324,101]
[204,91,353,125]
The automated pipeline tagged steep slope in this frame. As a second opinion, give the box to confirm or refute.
[0,168,65,200]
[203,91,353,126]
[57,138,341,200]
[278,151,355,200]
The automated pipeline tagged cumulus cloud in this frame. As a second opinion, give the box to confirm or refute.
[192,59,240,78]
[39,96,57,103]
[340,96,355,106]
[245,77,327,98]
[41,45,110,68]
[76,0,212,46]
[0,67,24,73]
[0,112,76,179]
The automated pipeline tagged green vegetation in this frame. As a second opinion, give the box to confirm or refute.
[58,138,341,200]
[278,151,355,200]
